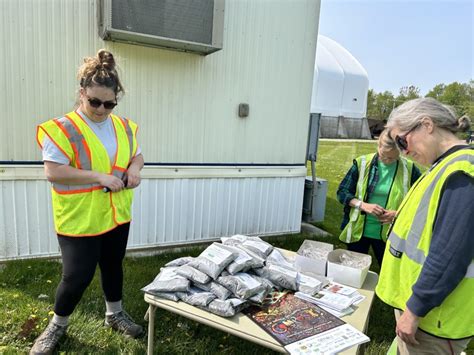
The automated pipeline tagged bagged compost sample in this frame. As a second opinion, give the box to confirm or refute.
[176,287,216,307]
[176,265,211,284]
[142,267,190,293]
[296,272,325,296]
[221,234,248,246]
[216,272,266,299]
[240,237,273,259]
[164,256,195,267]
[206,298,247,317]
[219,244,256,274]
[146,291,180,302]
[254,264,298,291]
[189,243,237,279]
[193,281,232,301]
[266,249,296,270]
[248,276,274,304]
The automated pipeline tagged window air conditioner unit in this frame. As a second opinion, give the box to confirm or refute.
[98,0,225,55]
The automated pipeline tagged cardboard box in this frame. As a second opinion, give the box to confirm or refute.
[295,240,334,276]
[327,249,371,288]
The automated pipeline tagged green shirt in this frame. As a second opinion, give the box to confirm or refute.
[363,160,397,239]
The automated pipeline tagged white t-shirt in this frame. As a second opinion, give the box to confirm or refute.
[42,110,141,165]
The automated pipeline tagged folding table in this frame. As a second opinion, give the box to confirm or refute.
[144,261,378,354]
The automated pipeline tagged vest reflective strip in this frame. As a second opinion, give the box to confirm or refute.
[466,263,474,278]
[388,153,474,278]
[346,155,367,243]
[56,117,91,170]
[52,117,96,193]
[117,116,134,158]
[53,183,102,194]
[401,159,408,195]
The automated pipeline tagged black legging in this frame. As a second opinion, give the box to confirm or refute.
[54,223,130,316]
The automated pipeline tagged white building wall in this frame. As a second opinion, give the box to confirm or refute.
[0,0,319,164]
[0,0,320,260]
[0,166,305,261]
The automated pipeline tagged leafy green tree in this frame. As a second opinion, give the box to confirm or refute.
[426,84,446,100]
[367,89,395,120]
[425,81,473,118]
[366,89,377,118]
[396,85,421,104]
[368,81,473,122]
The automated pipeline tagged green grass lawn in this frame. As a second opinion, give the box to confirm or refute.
[0,140,469,354]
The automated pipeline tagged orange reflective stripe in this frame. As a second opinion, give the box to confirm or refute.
[55,223,129,237]
[36,126,44,149]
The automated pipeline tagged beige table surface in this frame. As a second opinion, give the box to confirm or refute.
[144,251,378,355]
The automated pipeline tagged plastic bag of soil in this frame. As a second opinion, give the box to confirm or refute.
[254,264,298,291]
[176,265,211,284]
[205,298,247,317]
[164,256,195,267]
[141,267,190,293]
[189,243,237,279]
[176,287,216,307]
[216,272,266,299]
[193,280,232,301]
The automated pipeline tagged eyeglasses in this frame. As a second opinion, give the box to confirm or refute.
[87,96,117,110]
[394,123,422,151]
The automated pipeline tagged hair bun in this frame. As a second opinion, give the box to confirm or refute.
[97,49,115,70]
[457,115,471,132]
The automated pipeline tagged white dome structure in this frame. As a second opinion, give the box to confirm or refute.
[311,35,371,138]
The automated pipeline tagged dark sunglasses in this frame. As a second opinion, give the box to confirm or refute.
[87,96,117,110]
[395,123,421,151]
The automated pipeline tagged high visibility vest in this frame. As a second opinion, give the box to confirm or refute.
[339,153,413,243]
[376,148,474,339]
[36,111,138,236]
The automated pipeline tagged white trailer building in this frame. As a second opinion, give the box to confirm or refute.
[0,0,321,261]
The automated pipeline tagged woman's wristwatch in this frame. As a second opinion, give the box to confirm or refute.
[354,200,362,210]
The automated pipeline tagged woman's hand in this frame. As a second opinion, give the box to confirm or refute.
[98,174,125,192]
[125,166,141,189]
[360,202,385,217]
[378,210,397,224]
[125,154,144,189]
[396,308,420,346]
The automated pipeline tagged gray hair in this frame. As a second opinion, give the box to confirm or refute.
[386,97,471,133]
[378,129,397,150]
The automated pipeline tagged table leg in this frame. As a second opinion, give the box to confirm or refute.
[147,305,156,355]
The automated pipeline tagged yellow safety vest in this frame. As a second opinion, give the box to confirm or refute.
[36,111,138,236]
[339,153,414,243]
[376,148,474,339]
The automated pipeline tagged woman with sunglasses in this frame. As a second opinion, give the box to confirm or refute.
[337,129,421,267]
[376,98,473,354]
[32,49,144,354]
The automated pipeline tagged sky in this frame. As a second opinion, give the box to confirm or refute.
[318,0,473,96]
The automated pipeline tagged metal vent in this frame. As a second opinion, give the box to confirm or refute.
[99,0,224,55]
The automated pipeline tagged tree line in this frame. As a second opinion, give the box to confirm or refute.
[367,80,473,122]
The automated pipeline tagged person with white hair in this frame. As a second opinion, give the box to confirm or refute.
[376,97,473,354]
[337,129,421,267]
